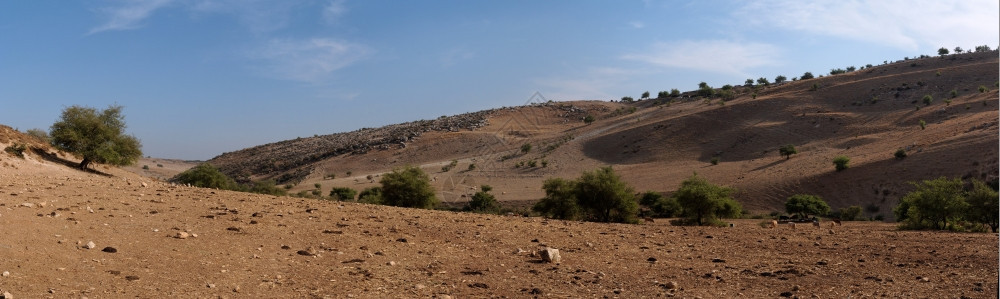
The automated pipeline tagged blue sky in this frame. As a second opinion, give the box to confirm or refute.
[1,0,997,160]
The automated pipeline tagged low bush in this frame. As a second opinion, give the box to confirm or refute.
[467,185,501,214]
[330,187,358,201]
[4,143,27,158]
[833,156,850,171]
[894,148,907,159]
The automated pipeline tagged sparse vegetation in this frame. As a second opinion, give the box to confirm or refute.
[533,178,580,220]
[671,173,741,226]
[833,156,850,171]
[467,163,476,171]
[583,115,595,124]
[778,144,797,160]
[801,72,814,80]
[836,205,864,221]
[784,194,830,219]
[979,85,989,93]
[521,143,532,154]
[744,78,754,86]
[950,89,958,98]
[358,187,383,204]
[937,47,949,56]
[441,159,458,172]
[810,83,819,91]
[922,94,933,105]
[710,156,719,165]
[919,119,926,130]
[142,165,150,170]
[697,82,714,97]
[26,128,49,143]
[49,105,142,169]
[774,75,787,84]
[380,166,437,209]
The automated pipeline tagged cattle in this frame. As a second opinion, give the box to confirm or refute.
[770,220,778,229]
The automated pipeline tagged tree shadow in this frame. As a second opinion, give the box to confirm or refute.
[30,147,113,177]
[751,158,790,172]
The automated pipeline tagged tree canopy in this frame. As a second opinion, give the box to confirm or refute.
[671,174,741,226]
[380,166,437,208]
[894,177,967,230]
[173,163,237,190]
[50,105,142,169]
[533,167,639,223]
[785,194,830,219]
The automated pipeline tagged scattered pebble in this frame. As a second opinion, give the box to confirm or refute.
[84,241,96,249]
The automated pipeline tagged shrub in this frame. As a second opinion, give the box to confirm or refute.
[671,173,741,226]
[801,72,814,80]
[697,85,714,97]
[919,119,926,130]
[467,163,476,171]
[249,180,286,196]
[670,89,680,97]
[329,187,358,201]
[173,163,237,190]
[541,160,548,167]
[778,144,797,160]
[284,184,293,190]
[533,178,580,220]
[744,78,754,86]
[922,94,933,105]
[938,47,949,56]
[4,143,27,158]
[846,66,856,72]
[142,165,149,170]
[521,143,532,154]
[641,91,650,99]
[829,68,846,75]
[837,205,863,221]
[965,180,999,232]
[710,156,719,165]
[833,156,850,171]
[358,187,383,204]
[583,115,595,124]
[979,85,989,93]
[468,185,501,214]
[784,194,830,219]
[314,183,322,189]
[49,105,142,169]
[574,167,639,223]
[950,89,958,98]
[621,96,634,103]
[527,160,537,168]
[810,83,819,91]
[380,166,438,209]
[756,77,770,85]
[774,75,787,84]
[895,177,967,230]
[894,148,907,159]
[657,91,669,98]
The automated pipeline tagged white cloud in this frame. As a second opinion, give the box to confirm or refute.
[323,0,348,23]
[249,38,370,82]
[88,0,173,35]
[734,0,1000,51]
[621,40,781,75]
[629,21,644,29]
[189,0,301,33]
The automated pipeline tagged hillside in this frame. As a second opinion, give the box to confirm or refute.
[2,127,997,297]
[205,51,1000,218]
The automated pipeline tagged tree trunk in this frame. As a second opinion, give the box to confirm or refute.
[79,158,91,170]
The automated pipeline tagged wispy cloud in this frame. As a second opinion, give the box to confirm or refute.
[88,0,173,35]
[189,0,303,33]
[323,0,348,23]
[734,0,999,51]
[621,40,781,75]
[628,21,644,29]
[249,38,370,82]
[535,67,642,101]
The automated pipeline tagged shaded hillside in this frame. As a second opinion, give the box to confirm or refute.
[200,51,998,217]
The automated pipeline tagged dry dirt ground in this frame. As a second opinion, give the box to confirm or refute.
[1,151,997,298]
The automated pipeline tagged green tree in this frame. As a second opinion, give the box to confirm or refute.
[50,105,142,169]
[779,144,798,159]
[330,187,358,201]
[621,96,634,103]
[801,72,814,80]
[669,89,680,97]
[833,155,850,171]
[26,128,49,143]
[922,94,933,105]
[249,180,286,196]
[641,91,650,99]
[533,178,580,220]
[468,185,501,214]
[784,194,830,219]
[671,174,741,226]
[639,191,681,218]
[756,77,770,86]
[697,84,714,97]
[965,180,999,232]
[895,177,968,230]
[173,163,237,190]
[583,115,595,124]
[774,75,787,84]
[657,91,669,98]
[837,206,863,221]
[358,186,383,204]
[938,47,949,56]
[744,78,754,86]
[380,166,438,208]
[954,46,963,54]
[573,166,639,223]
[521,143,532,154]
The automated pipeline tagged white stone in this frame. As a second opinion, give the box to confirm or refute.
[540,247,561,263]
[85,241,96,249]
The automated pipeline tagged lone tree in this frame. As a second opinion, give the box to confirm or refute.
[380,166,438,209]
[784,194,830,219]
[641,91,650,99]
[672,173,741,226]
[779,144,798,159]
[50,105,142,169]
[938,47,949,56]
[801,72,815,80]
